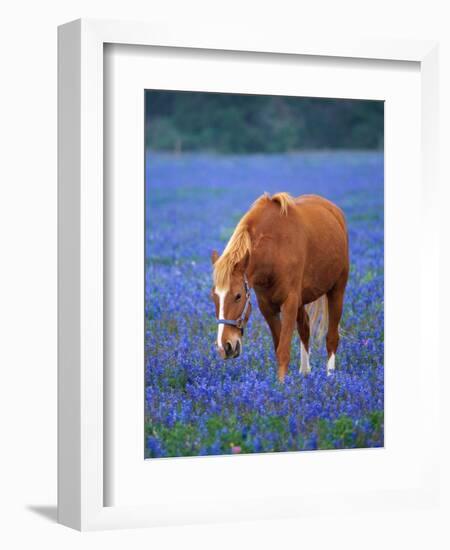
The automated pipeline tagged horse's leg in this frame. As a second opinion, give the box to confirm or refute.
[325,274,347,375]
[258,298,281,351]
[276,293,299,382]
[297,306,311,375]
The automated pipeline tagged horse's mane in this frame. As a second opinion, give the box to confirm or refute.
[213,192,295,290]
[256,191,295,216]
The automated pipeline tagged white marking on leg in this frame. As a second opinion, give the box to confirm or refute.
[327,353,335,376]
[300,341,311,374]
[216,289,228,350]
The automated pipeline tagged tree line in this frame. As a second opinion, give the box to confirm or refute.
[145,90,383,154]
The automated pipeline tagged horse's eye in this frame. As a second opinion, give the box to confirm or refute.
[235,293,242,302]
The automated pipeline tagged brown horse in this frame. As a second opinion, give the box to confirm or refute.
[211,192,349,381]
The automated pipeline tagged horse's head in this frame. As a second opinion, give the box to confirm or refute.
[211,250,252,359]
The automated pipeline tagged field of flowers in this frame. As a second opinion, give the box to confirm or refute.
[145,151,384,458]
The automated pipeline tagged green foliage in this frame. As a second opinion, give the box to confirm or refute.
[145,411,384,457]
[317,412,384,450]
[145,91,384,154]
[146,421,200,457]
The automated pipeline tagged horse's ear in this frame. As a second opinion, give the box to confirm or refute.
[211,250,219,265]
[234,251,250,274]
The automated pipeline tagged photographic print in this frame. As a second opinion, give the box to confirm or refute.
[145,91,384,458]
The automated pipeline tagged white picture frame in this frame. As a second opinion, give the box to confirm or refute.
[58,18,440,531]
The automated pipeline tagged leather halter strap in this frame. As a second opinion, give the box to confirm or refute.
[217,275,251,336]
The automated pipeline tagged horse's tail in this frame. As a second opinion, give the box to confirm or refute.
[305,294,329,345]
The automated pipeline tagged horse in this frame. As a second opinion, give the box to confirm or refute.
[211,192,349,382]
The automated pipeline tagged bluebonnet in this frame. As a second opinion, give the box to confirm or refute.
[145,151,384,458]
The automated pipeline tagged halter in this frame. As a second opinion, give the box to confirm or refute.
[217,274,251,336]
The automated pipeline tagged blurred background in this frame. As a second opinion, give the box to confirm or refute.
[145,91,384,154]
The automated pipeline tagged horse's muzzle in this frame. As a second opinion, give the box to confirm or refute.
[224,339,241,359]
